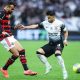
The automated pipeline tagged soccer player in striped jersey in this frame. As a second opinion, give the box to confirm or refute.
[0,1,37,78]
[19,10,68,80]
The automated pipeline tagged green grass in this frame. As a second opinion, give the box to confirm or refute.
[0,41,80,80]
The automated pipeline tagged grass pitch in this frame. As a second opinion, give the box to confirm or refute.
[0,41,80,80]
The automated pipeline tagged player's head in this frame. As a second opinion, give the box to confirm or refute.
[46,10,55,23]
[4,1,16,14]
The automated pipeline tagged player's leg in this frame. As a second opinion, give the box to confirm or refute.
[14,41,28,70]
[0,37,19,78]
[55,43,68,80]
[0,48,18,78]
[14,40,37,75]
[2,47,19,70]
[36,43,53,74]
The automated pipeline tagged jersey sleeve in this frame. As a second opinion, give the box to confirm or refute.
[38,22,44,28]
[0,11,5,19]
[61,24,67,32]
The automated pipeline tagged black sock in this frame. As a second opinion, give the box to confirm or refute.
[19,49,28,70]
[3,55,18,70]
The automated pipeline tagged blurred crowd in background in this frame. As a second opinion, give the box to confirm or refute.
[0,0,80,25]
[0,0,80,40]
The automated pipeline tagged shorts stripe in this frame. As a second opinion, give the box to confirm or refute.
[5,38,11,47]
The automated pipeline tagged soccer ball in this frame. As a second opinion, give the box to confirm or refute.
[73,63,80,73]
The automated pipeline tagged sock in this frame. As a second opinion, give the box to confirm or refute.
[3,55,18,70]
[19,49,28,70]
[36,51,51,67]
[56,55,67,72]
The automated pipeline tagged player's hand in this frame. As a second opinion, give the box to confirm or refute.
[63,40,68,46]
[2,31,10,37]
[14,24,24,29]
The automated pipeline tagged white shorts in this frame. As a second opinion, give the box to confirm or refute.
[0,36,17,51]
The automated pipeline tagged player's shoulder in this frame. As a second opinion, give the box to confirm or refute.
[41,20,48,25]
[55,18,64,25]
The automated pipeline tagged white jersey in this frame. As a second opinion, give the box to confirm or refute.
[41,19,67,41]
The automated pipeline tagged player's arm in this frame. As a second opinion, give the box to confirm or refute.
[22,24,39,29]
[2,31,10,37]
[62,24,68,46]
[14,24,38,30]
[15,23,43,30]
[0,11,10,36]
[64,30,68,41]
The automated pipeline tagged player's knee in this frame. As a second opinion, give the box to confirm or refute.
[36,51,44,55]
[55,53,61,57]
[55,50,61,53]
[55,51,61,57]
[37,48,45,54]
[13,53,19,57]
[11,51,19,57]
[36,51,42,54]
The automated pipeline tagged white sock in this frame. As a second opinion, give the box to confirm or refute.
[56,56,67,72]
[37,54,51,67]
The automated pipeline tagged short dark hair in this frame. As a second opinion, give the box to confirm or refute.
[46,10,55,16]
[7,1,16,6]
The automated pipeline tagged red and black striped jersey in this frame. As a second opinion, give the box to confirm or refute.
[0,10,14,41]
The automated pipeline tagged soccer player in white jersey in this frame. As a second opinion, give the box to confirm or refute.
[19,10,68,80]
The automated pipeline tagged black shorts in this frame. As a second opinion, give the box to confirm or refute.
[41,40,64,57]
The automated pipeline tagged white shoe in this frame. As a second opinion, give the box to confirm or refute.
[45,65,52,74]
[63,71,68,80]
